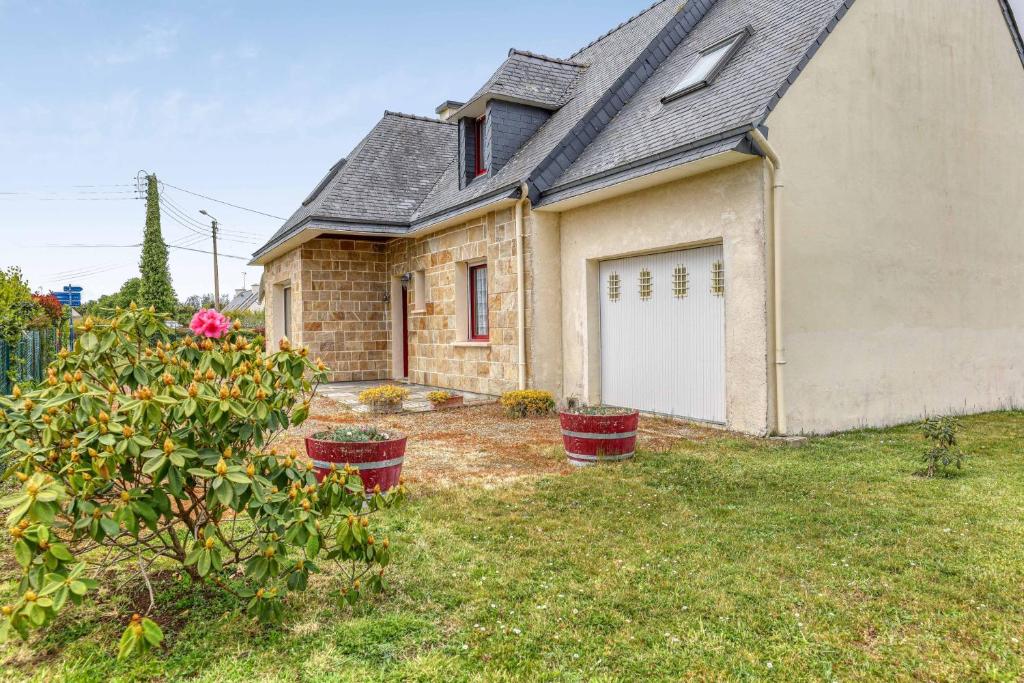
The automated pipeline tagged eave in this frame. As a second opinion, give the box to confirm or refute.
[536,130,755,212]
[250,187,521,265]
[249,218,407,265]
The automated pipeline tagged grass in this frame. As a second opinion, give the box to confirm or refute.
[3,412,1024,681]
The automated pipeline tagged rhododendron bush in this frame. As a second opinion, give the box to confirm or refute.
[189,307,231,339]
[0,305,404,659]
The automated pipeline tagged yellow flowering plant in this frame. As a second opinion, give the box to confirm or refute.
[500,390,556,418]
[0,306,404,659]
[426,390,456,405]
[358,385,410,408]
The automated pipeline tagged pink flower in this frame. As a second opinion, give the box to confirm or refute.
[189,308,231,339]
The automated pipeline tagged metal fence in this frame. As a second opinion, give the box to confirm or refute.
[0,328,58,395]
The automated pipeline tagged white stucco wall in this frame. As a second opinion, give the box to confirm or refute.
[525,208,564,396]
[557,160,772,435]
[766,0,1024,433]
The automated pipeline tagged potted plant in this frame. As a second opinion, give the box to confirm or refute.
[559,400,640,467]
[426,389,464,410]
[305,426,407,492]
[358,384,410,414]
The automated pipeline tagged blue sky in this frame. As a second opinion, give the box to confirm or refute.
[1,0,1022,301]
[0,0,656,300]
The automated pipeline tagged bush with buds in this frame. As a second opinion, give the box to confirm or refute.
[0,305,404,658]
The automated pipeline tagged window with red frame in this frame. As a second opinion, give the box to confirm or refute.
[474,116,487,177]
[469,263,489,341]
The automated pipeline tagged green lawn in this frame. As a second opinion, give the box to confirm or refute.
[3,412,1024,682]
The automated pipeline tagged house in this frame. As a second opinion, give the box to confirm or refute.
[222,284,263,315]
[251,0,1024,436]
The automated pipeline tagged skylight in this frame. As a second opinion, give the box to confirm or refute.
[663,28,752,103]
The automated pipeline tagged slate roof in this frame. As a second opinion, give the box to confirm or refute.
[260,112,457,252]
[223,287,262,314]
[458,50,587,112]
[253,0,890,261]
[550,0,849,192]
[411,0,683,225]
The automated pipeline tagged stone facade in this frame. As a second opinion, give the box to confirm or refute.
[387,208,526,396]
[263,247,302,348]
[263,210,533,395]
[265,237,390,383]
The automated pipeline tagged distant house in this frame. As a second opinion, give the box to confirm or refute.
[251,0,1024,435]
[222,285,263,315]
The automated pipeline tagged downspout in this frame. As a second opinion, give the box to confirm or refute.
[749,128,787,435]
[515,182,530,390]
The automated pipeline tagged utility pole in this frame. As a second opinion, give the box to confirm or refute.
[200,209,221,310]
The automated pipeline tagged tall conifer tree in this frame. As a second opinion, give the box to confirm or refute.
[138,174,177,313]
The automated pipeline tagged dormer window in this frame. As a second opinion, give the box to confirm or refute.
[662,27,752,103]
[474,115,488,177]
[458,100,549,189]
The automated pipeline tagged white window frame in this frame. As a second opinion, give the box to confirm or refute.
[662,27,752,103]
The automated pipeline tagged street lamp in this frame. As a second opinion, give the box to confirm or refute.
[199,210,221,310]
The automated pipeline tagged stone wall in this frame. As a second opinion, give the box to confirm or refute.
[263,210,536,395]
[386,208,525,396]
[302,238,389,382]
[264,237,390,383]
[263,247,302,349]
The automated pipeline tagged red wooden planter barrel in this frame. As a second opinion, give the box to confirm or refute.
[304,435,407,492]
[559,410,640,467]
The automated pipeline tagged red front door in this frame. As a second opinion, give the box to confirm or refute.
[401,285,409,378]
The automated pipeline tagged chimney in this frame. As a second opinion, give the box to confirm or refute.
[435,100,466,123]
[251,284,260,294]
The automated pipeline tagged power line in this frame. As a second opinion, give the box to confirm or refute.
[167,244,249,260]
[158,197,211,237]
[0,196,140,201]
[162,216,260,247]
[169,234,207,248]
[0,183,133,192]
[158,195,254,240]
[46,261,122,277]
[158,203,258,246]
[44,265,133,284]
[0,190,136,195]
[44,263,131,280]
[158,191,263,239]
[33,240,250,261]
[33,244,139,249]
[160,181,286,221]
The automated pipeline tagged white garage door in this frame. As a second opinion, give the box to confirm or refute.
[600,245,725,423]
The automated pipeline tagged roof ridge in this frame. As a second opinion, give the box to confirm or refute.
[568,0,676,60]
[528,0,715,198]
[507,48,587,67]
[383,110,455,125]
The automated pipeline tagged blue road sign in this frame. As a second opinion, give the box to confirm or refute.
[52,285,83,308]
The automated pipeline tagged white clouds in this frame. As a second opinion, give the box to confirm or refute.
[235,44,259,61]
[150,90,225,138]
[210,43,260,66]
[93,24,179,66]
